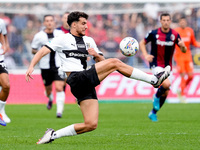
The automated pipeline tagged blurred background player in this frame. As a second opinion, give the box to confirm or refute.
[31,15,65,118]
[57,11,70,34]
[174,15,200,102]
[0,18,11,126]
[56,11,70,92]
[140,13,187,122]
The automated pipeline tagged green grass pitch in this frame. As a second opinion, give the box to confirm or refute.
[0,102,199,150]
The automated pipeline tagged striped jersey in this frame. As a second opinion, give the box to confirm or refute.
[45,33,103,72]
[145,27,181,69]
[0,19,7,61]
[31,29,64,69]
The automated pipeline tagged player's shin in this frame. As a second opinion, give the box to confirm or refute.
[51,124,77,140]
[129,68,157,84]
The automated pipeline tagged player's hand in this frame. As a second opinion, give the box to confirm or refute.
[25,67,34,82]
[178,38,187,53]
[88,48,98,57]
[178,38,184,47]
[144,54,154,63]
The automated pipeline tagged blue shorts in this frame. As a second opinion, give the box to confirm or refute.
[66,65,100,104]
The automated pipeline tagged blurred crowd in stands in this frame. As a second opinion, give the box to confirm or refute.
[1,3,200,69]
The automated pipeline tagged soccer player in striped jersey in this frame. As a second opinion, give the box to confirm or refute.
[140,13,187,122]
[31,15,65,118]
[0,19,11,126]
[26,11,170,144]
[174,15,200,102]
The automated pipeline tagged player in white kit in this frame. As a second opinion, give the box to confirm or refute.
[0,19,11,126]
[31,15,65,118]
[26,11,170,144]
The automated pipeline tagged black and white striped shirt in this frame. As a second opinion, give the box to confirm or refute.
[45,33,103,72]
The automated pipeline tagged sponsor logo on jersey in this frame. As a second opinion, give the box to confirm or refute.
[77,44,86,48]
[63,50,88,58]
[69,52,88,57]
[156,40,174,46]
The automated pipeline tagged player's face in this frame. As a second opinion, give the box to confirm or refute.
[62,13,69,28]
[179,18,187,29]
[43,16,55,30]
[160,16,171,32]
[75,17,88,36]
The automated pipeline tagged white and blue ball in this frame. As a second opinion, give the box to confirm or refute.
[119,37,139,57]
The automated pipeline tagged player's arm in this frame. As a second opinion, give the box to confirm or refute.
[26,46,51,82]
[88,48,105,62]
[178,38,187,53]
[139,39,154,62]
[4,34,10,53]
[190,29,200,47]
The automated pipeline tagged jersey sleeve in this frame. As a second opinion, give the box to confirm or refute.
[175,33,181,45]
[45,36,63,52]
[144,30,153,43]
[190,28,200,47]
[0,20,7,35]
[31,34,41,50]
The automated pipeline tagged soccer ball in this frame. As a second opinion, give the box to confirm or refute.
[119,37,139,57]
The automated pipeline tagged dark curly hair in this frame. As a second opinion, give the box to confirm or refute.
[67,11,88,27]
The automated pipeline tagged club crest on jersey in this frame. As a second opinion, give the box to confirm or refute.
[156,34,159,39]
[170,34,175,41]
[86,43,90,49]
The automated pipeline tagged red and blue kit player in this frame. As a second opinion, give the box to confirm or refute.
[140,13,187,122]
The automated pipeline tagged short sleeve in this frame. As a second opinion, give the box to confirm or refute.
[45,36,64,52]
[144,30,153,44]
[31,34,41,50]
[0,20,7,35]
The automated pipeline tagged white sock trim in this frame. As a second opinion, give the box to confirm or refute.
[0,100,6,113]
[130,68,157,84]
[51,124,77,140]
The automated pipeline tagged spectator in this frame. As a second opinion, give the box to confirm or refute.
[90,20,107,46]
[7,24,24,67]
[100,29,122,59]
[12,13,28,32]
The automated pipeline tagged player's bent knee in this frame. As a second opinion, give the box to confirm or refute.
[85,122,98,132]
[2,82,10,91]
[108,58,123,68]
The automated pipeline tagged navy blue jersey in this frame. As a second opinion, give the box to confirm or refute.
[145,27,181,69]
